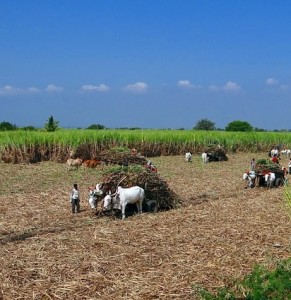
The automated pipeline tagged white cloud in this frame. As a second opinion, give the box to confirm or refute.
[27,87,41,93]
[45,84,64,93]
[178,80,193,88]
[81,84,109,92]
[0,85,41,96]
[222,81,241,92]
[0,85,17,95]
[265,78,289,90]
[208,81,241,92]
[124,82,148,93]
[266,78,278,86]
[178,80,201,89]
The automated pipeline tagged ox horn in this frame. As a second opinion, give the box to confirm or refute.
[110,176,127,197]
[117,176,127,187]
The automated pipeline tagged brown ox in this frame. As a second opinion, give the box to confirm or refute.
[67,158,83,171]
[82,159,102,168]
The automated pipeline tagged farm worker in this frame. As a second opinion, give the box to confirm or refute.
[131,148,137,156]
[271,156,279,164]
[288,159,291,174]
[250,158,256,171]
[70,183,80,214]
[146,160,157,172]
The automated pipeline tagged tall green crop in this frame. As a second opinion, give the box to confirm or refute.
[1,129,291,154]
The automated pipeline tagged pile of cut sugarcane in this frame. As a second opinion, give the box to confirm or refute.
[255,158,283,175]
[203,145,228,162]
[101,167,181,212]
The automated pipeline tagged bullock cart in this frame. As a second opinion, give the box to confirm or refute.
[254,159,286,187]
[203,145,228,162]
[99,166,181,218]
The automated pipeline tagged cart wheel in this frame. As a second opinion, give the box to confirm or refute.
[146,200,158,213]
[275,178,283,187]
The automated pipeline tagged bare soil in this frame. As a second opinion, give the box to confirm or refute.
[0,152,290,299]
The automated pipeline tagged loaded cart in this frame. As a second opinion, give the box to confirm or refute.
[202,145,228,162]
[255,159,286,187]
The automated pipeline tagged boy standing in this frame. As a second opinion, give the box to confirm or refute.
[250,158,256,171]
[70,183,80,214]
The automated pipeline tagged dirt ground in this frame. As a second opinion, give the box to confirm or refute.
[0,152,290,299]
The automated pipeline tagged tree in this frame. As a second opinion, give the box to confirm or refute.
[87,124,105,130]
[225,120,253,132]
[254,127,267,132]
[0,121,17,131]
[193,118,216,131]
[44,115,59,132]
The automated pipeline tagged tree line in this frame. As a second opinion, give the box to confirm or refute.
[0,116,289,132]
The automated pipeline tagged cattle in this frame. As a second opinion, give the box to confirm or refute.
[185,152,192,162]
[96,182,114,195]
[88,187,98,209]
[201,152,208,163]
[281,149,291,158]
[87,184,106,213]
[86,183,114,215]
[103,186,144,220]
[265,172,276,188]
[66,158,83,171]
[96,182,113,199]
[82,159,102,168]
[243,171,256,188]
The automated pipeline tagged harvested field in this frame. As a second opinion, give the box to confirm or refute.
[0,152,290,299]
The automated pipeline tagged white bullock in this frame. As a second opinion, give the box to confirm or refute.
[95,183,104,196]
[87,183,108,213]
[243,171,256,188]
[185,152,192,162]
[265,172,276,188]
[88,189,97,209]
[103,186,144,219]
[201,152,208,163]
[281,149,291,158]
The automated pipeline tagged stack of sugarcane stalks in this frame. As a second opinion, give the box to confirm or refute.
[255,158,284,176]
[101,168,181,212]
[203,145,228,162]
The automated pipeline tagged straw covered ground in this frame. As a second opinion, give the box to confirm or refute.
[0,152,290,299]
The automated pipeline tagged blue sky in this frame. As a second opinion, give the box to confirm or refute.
[1,1,291,130]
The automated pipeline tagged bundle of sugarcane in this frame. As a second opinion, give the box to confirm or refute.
[255,158,283,175]
[203,145,228,162]
[101,167,181,211]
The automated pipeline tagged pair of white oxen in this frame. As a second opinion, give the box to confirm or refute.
[243,171,279,188]
[89,182,145,220]
[185,152,208,163]
[281,149,291,158]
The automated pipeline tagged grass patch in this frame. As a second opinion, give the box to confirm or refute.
[193,258,291,299]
